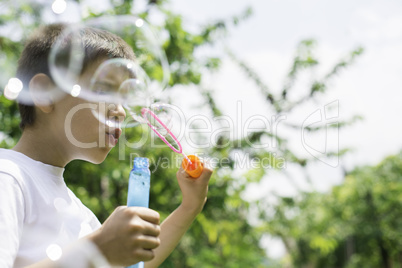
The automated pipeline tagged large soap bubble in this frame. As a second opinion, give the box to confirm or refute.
[2,5,171,130]
[48,15,170,120]
[0,0,82,105]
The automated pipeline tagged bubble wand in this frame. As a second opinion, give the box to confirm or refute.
[125,106,203,268]
[141,106,204,178]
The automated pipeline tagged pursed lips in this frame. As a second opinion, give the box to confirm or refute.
[106,128,122,146]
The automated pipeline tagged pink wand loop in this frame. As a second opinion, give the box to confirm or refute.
[141,108,191,163]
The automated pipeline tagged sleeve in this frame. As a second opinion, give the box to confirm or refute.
[0,172,25,268]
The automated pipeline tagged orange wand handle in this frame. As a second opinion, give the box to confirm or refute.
[181,155,203,178]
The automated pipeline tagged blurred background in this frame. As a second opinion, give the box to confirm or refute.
[1,0,402,267]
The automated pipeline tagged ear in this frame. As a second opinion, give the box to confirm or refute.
[29,73,55,113]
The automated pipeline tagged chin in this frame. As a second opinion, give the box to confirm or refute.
[80,147,112,164]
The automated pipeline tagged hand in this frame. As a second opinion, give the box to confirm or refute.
[176,164,213,214]
[88,206,161,266]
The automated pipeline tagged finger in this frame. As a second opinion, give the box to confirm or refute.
[128,217,160,237]
[135,235,161,250]
[177,167,193,179]
[132,248,155,262]
[201,166,213,176]
[127,207,160,224]
[179,158,213,179]
[196,167,213,182]
[141,221,161,237]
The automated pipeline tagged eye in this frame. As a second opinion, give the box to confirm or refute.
[93,83,116,94]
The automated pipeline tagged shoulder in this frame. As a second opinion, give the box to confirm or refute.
[0,149,32,195]
[0,158,26,198]
[0,157,25,197]
[0,149,26,182]
[0,153,25,213]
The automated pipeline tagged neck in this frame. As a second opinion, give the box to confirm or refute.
[13,127,71,168]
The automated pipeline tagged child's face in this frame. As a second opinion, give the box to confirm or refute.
[54,58,127,164]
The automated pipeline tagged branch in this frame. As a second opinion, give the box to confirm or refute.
[226,48,280,112]
[281,39,318,100]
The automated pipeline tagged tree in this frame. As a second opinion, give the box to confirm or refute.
[0,1,266,267]
[0,1,366,267]
[258,151,402,268]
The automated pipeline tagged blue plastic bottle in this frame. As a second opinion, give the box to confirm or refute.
[126,157,150,268]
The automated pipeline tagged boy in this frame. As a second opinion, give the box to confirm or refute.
[0,24,212,267]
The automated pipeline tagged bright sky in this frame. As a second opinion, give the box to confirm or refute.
[168,0,402,258]
[169,0,402,165]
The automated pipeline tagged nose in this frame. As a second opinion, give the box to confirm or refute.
[108,103,126,123]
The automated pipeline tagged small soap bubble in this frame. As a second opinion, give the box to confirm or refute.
[71,85,81,97]
[2,76,66,105]
[88,58,152,128]
[0,0,81,105]
[52,0,67,15]
[53,197,68,212]
[142,103,186,152]
[4,78,23,100]
[135,19,144,28]
[146,103,173,136]
[46,244,63,261]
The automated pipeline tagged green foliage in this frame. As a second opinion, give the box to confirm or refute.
[259,152,402,267]
[0,0,369,267]
[0,1,268,267]
[0,95,20,148]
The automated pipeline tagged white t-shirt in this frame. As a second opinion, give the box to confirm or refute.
[0,149,102,267]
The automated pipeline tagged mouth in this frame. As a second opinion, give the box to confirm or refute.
[106,128,122,147]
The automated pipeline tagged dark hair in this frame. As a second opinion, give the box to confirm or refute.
[16,23,135,129]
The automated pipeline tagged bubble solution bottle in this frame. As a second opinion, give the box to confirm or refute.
[126,157,150,268]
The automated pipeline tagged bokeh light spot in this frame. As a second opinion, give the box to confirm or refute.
[4,78,23,100]
[135,19,144,28]
[71,84,81,97]
[52,0,67,15]
[46,244,63,261]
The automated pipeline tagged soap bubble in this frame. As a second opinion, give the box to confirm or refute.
[143,103,174,137]
[0,0,82,105]
[2,4,172,134]
[2,0,81,20]
[48,15,170,120]
[140,103,186,153]
[88,58,152,128]
[52,0,67,15]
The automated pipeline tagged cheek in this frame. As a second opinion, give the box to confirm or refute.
[66,105,103,143]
